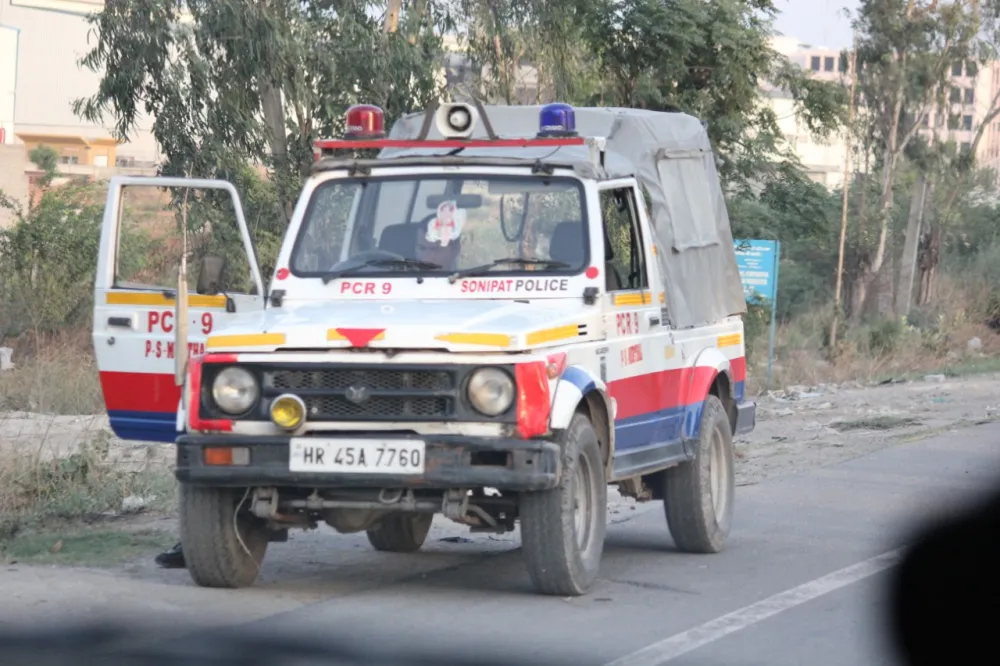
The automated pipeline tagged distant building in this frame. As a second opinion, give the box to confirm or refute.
[766,35,1000,187]
[0,0,159,167]
[763,37,850,188]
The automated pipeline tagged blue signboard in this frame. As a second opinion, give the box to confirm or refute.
[734,239,779,303]
[733,239,781,386]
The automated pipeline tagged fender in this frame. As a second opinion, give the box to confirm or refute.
[549,364,610,430]
[680,347,734,441]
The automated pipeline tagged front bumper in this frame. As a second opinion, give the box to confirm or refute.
[175,433,562,492]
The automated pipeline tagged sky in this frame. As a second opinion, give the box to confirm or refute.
[772,0,861,49]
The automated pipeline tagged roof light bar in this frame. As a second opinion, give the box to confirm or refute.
[313,137,586,152]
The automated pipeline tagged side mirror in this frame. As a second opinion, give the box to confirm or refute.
[196,255,227,295]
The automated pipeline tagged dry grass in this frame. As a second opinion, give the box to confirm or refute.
[0,331,104,415]
[0,426,176,541]
[0,332,175,544]
[744,273,1000,393]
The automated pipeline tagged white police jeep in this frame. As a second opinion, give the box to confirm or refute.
[91,101,755,595]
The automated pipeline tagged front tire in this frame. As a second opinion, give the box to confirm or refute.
[366,513,433,553]
[663,394,735,553]
[520,412,607,596]
[178,483,269,588]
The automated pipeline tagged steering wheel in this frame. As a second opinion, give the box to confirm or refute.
[328,248,406,272]
[353,248,407,262]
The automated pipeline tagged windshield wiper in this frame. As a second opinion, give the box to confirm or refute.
[321,258,442,284]
[447,257,570,283]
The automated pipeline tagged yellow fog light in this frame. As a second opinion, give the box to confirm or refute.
[270,394,306,430]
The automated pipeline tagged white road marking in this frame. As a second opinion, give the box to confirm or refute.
[604,548,904,666]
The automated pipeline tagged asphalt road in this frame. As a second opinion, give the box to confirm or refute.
[5,423,999,665]
[222,423,998,666]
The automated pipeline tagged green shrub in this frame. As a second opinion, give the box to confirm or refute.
[0,183,104,337]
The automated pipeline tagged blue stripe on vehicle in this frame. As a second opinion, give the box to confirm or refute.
[107,410,178,443]
[560,365,596,394]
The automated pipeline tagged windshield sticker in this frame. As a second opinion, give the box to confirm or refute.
[426,200,466,247]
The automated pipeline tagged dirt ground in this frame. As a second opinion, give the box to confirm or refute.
[736,371,1000,485]
[0,371,997,624]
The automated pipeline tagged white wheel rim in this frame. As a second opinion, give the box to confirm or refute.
[709,426,730,522]
[573,453,594,551]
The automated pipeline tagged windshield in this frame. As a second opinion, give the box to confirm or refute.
[290,174,589,278]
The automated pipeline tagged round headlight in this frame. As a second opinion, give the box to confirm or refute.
[466,368,515,416]
[211,367,259,415]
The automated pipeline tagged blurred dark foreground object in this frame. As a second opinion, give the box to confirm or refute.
[0,626,550,666]
[890,485,1000,666]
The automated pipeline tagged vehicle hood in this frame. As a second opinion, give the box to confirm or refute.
[205,299,602,353]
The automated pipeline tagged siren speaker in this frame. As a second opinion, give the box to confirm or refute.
[434,103,478,139]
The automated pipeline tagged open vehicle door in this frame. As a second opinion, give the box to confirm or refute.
[92,176,266,442]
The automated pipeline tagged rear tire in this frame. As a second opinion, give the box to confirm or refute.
[366,513,433,553]
[663,394,735,553]
[178,483,269,588]
[520,412,607,596]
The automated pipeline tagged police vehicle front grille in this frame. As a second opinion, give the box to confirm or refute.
[261,366,457,422]
[304,395,450,420]
[270,368,453,392]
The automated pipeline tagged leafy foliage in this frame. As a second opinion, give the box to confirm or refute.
[74,0,449,217]
[0,183,106,337]
[28,146,59,188]
[457,0,848,189]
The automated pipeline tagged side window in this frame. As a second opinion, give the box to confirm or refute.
[298,182,360,271]
[599,187,648,292]
[115,185,255,294]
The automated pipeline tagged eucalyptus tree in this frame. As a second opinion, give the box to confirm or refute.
[74,0,449,219]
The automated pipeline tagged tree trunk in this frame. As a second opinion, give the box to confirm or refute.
[847,170,871,325]
[895,174,928,317]
[260,79,292,221]
[917,221,941,306]
[850,275,867,325]
[864,144,898,317]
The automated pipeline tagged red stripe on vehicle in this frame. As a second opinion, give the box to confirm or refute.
[607,366,719,421]
[731,356,746,382]
[100,371,179,413]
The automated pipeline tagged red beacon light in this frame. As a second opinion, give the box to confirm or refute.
[313,104,387,160]
[344,104,386,140]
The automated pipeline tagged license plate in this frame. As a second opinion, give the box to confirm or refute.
[288,438,425,474]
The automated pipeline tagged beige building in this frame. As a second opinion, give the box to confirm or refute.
[0,0,159,166]
[765,37,850,188]
[0,24,13,145]
[767,36,1000,187]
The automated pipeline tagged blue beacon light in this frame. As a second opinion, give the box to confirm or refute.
[537,103,578,138]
